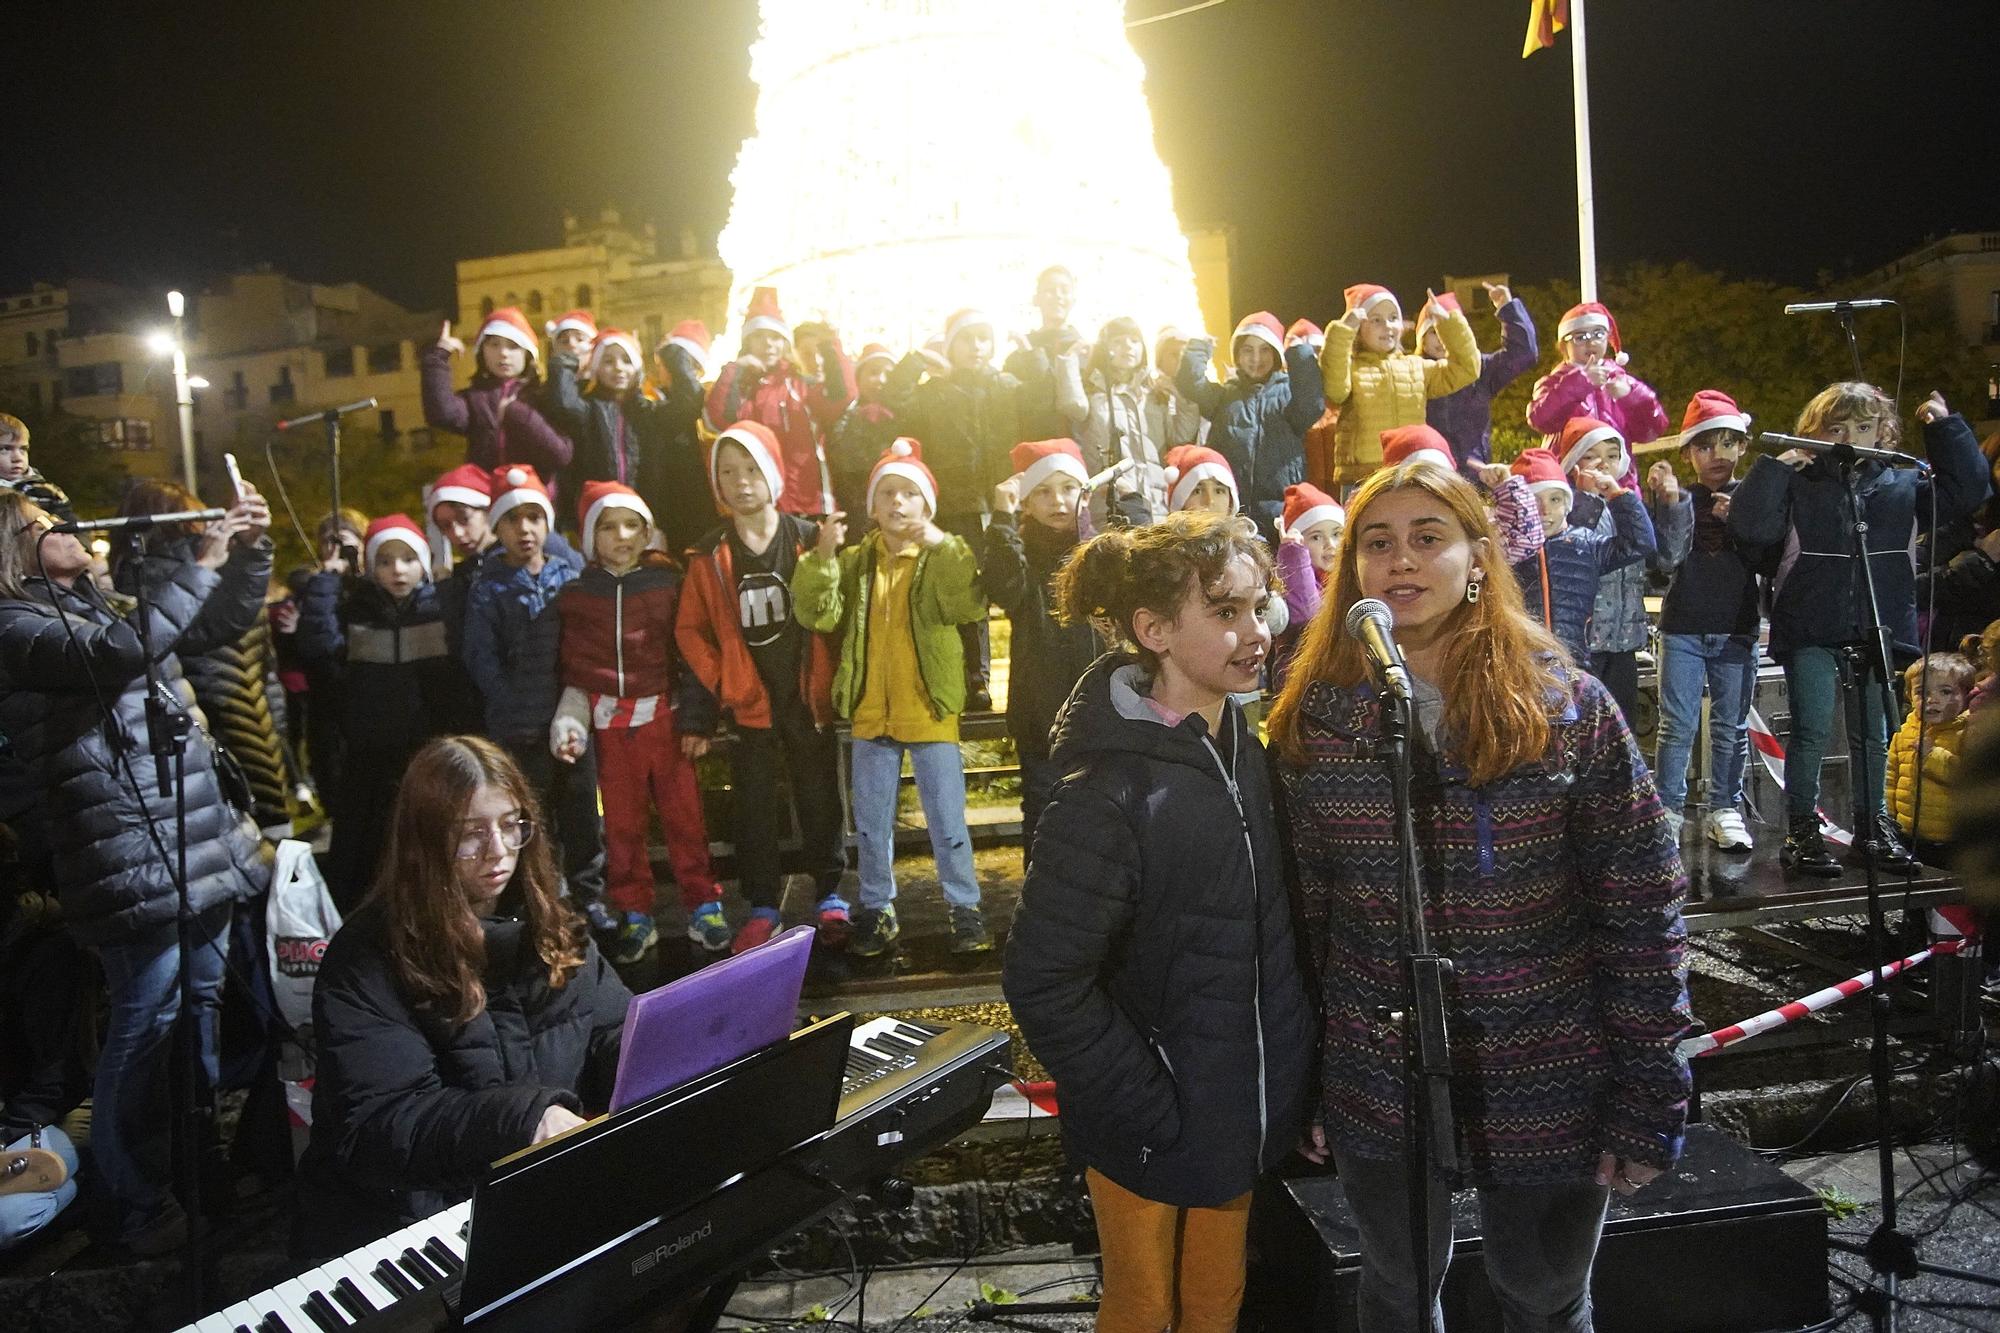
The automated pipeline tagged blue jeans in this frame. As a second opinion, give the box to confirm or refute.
[849,738,980,913]
[1784,644,1890,825]
[1332,1146,1610,1333]
[93,905,231,1233]
[0,1126,79,1251]
[1653,633,1757,814]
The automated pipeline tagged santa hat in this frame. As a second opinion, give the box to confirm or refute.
[364,514,431,574]
[545,309,598,341]
[1510,447,1572,501]
[1414,291,1463,341]
[920,337,951,375]
[855,342,896,373]
[587,328,645,381]
[943,308,993,353]
[1009,439,1090,497]
[1343,284,1403,321]
[742,287,792,344]
[867,439,938,516]
[1154,325,1188,359]
[488,465,555,527]
[710,421,785,504]
[1163,445,1238,513]
[1381,424,1457,474]
[427,463,492,513]
[1557,302,1629,365]
[1286,319,1324,351]
[1556,416,1630,479]
[1680,389,1752,446]
[578,479,654,542]
[660,319,713,378]
[1282,483,1344,538]
[477,307,540,362]
[1231,312,1285,359]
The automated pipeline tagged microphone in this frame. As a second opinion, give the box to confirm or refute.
[1756,431,1927,470]
[1782,299,1896,315]
[1344,598,1413,700]
[52,508,229,535]
[275,397,378,431]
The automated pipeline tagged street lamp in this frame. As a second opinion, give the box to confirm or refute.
[160,290,198,491]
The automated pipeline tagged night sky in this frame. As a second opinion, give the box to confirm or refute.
[3,1,1993,326]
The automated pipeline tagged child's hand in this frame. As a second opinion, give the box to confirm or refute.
[991,478,1021,514]
[436,319,464,357]
[814,512,847,558]
[1916,391,1948,426]
[270,600,300,634]
[1708,493,1731,523]
[228,483,271,546]
[550,715,588,765]
[1477,462,1511,489]
[1919,735,1933,758]
[1483,281,1512,308]
[1422,287,1446,324]
[680,734,711,760]
[921,521,947,548]
[1646,461,1680,504]
[1607,373,1632,400]
[1577,465,1620,498]
[1278,526,1304,547]
[1583,357,1612,388]
[1338,307,1365,332]
[1779,449,1815,470]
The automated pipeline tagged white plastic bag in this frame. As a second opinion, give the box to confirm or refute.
[265,839,342,1033]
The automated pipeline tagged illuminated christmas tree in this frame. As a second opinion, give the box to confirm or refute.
[717,0,1205,357]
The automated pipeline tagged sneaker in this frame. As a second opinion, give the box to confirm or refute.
[583,900,622,943]
[732,908,781,955]
[1781,820,1843,878]
[849,904,900,958]
[1705,808,1754,852]
[948,904,992,955]
[609,911,659,964]
[814,895,851,950]
[687,901,732,951]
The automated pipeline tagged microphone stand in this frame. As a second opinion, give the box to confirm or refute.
[1375,685,1457,1333]
[277,397,376,523]
[1833,302,1867,383]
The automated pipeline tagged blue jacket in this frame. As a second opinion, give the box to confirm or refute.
[1727,414,1988,661]
[1426,297,1539,480]
[462,541,586,740]
[1176,341,1325,537]
[1582,489,1688,654]
[1512,490,1655,662]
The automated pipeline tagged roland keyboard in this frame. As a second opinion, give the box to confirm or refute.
[180,1016,1010,1333]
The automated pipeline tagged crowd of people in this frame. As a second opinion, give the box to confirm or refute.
[1,263,1996,1333]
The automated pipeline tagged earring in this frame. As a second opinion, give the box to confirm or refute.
[1465,578,1482,604]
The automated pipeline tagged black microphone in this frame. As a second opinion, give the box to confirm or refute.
[275,397,378,431]
[1781,299,1896,315]
[1756,431,1927,470]
[52,508,229,534]
[1344,597,1413,700]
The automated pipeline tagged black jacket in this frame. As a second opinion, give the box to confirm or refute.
[0,544,272,944]
[295,572,465,759]
[296,901,630,1259]
[1002,656,1315,1207]
[649,343,720,557]
[545,354,670,509]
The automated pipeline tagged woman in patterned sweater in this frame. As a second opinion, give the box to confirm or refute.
[1267,460,1692,1333]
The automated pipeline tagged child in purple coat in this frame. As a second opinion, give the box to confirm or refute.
[420,308,574,502]
[1421,282,1539,484]
[1526,301,1669,452]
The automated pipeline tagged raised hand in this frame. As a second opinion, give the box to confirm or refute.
[1646,461,1680,504]
[991,477,1021,514]
[815,512,848,559]
[1916,391,1949,425]
[436,319,464,357]
[1483,281,1512,308]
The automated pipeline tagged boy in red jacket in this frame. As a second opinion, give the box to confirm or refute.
[703,287,854,516]
[675,422,849,953]
[552,481,726,961]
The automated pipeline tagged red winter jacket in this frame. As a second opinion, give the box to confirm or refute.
[703,347,855,515]
[674,519,836,732]
[555,555,715,729]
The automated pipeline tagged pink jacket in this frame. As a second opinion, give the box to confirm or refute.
[1526,362,1669,445]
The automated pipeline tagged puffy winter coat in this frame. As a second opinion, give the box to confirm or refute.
[544,354,677,507]
[705,349,855,516]
[295,573,462,759]
[1318,311,1479,486]
[1277,669,1692,1182]
[1726,414,1988,661]
[1426,297,1540,478]
[1525,361,1670,445]
[675,517,837,731]
[884,358,1022,514]
[1177,341,1325,537]
[1887,709,1965,843]
[1580,490,1690,654]
[0,543,272,945]
[647,344,720,558]
[555,555,716,732]
[419,347,574,499]
[1003,657,1315,1207]
[462,545,585,741]
[1511,491,1656,661]
[295,902,630,1259]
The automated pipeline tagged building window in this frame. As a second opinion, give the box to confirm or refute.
[527,289,544,315]
[226,370,248,411]
[269,366,296,406]
[25,332,37,356]
[576,283,593,308]
[379,409,398,438]
[367,343,401,374]
[324,346,355,377]
[480,296,495,320]
[96,419,153,450]
[63,362,123,398]
[39,295,52,307]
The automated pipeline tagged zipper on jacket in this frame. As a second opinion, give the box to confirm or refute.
[614,579,626,697]
[1198,718,1268,1161]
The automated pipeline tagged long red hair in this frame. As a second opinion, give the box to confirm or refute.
[1267,463,1570,785]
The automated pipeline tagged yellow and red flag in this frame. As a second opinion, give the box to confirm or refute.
[1523,0,1570,57]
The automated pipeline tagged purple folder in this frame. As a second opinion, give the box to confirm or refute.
[609,923,816,1113]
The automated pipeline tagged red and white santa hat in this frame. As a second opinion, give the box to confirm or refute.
[488,464,555,526]
[1286,318,1324,351]
[1231,312,1285,359]
[587,328,645,381]
[1556,301,1629,365]
[710,420,785,504]
[867,439,938,515]
[856,342,896,373]
[1009,439,1090,497]
[364,514,431,574]
[1680,389,1752,446]
[477,307,540,362]
[660,319,713,378]
[1510,447,1572,501]
[578,479,654,541]
[1282,482,1344,538]
[1556,415,1630,479]
[943,308,994,354]
[1414,291,1463,341]
[427,463,492,513]
[742,287,791,344]
[1381,424,1457,474]
[545,308,598,341]
[1343,284,1403,321]
[1163,444,1238,513]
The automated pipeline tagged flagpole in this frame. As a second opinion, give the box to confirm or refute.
[1570,0,1598,301]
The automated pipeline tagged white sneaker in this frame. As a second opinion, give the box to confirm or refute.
[1706,807,1754,851]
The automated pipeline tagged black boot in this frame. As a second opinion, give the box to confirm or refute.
[1852,815,1918,873]
[1781,819,1843,878]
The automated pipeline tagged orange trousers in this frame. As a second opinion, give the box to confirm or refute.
[1086,1167,1251,1333]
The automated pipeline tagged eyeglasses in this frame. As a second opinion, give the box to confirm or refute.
[1560,329,1609,344]
[455,814,535,860]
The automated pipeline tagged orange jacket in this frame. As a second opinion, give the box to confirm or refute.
[674,517,836,731]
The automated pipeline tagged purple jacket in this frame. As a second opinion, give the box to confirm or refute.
[1525,360,1670,445]
[419,346,575,495]
[1427,298,1540,479]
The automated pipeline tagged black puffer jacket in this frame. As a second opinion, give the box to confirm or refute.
[296,900,630,1259]
[1002,656,1315,1207]
[0,543,272,945]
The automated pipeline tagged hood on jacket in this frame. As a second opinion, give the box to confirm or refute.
[1047,654,1242,774]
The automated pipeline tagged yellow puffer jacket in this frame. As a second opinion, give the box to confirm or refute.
[1318,311,1479,486]
[1887,710,1966,843]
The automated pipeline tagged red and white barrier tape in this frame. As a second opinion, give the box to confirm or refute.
[1678,937,1970,1058]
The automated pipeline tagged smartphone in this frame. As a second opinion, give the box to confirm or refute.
[223,452,246,500]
